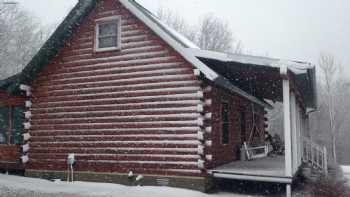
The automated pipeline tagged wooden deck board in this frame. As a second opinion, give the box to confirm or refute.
[209,156,292,183]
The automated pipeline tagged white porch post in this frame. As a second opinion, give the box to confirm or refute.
[290,93,298,173]
[283,79,293,177]
[299,109,305,163]
[281,66,293,197]
[297,107,303,166]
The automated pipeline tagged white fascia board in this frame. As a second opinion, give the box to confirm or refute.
[210,172,293,184]
[186,48,313,75]
[120,0,218,81]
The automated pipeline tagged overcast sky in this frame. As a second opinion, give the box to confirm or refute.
[17,0,350,73]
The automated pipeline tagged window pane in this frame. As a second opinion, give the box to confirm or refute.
[240,112,246,143]
[221,103,230,144]
[221,103,229,122]
[99,22,118,36]
[98,36,118,48]
[222,123,229,144]
[12,106,24,145]
[0,107,9,144]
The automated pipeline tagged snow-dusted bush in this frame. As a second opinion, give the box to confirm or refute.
[309,177,350,197]
[309,164,350,197]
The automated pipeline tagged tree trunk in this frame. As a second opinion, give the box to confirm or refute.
[332,133,337,163]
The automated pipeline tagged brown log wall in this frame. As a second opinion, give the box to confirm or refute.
[209,86,266,168]
[28,0,203,177]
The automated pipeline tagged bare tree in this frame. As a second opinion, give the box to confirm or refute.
[0,2,47,79]
[156,8,196,42]
[197,14,242,53]
[316,53,350,163]
[156,8,243,54]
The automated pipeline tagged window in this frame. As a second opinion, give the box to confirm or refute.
[0,105,24,145]
[240,111,246,144]
[11,106,24,144]
[251,114,261,141]
[0,107,9,144]
[221,102,230,144]
[95,16,121,51]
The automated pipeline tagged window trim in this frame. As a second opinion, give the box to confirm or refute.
[94,16,122,52]
[220,101,230,145]
[0,105,24,145]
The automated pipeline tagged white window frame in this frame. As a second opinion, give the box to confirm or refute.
[95,16,122,52]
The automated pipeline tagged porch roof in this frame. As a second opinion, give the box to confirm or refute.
[187,49,317,109]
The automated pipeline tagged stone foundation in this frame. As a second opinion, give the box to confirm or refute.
[25,170,214,192]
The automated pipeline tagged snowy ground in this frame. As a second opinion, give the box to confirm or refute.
[0,174,251,197]
[342,166,350,183]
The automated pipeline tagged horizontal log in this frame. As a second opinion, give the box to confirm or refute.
[60,50,171,68]
[32,93,202,108]
[31,115,199,125]
[62,44,161,60]
[30,147,198,156]
[33,90,199,104]
[35,75,195,93]
[31,100,201,113]
[32,109,200,119]
[31,127,199,136]
[33,81,200,98]
[62,44,164,63]
[31,122,199,130]
[37,62,187,81]
[36,71,194,88]
[31,135,197,142]
[30,142,198,149]
[41,56,180,76]
[29,153,199,162]
[35,68,193,89]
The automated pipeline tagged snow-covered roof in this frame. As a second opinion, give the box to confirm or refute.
[186,48,314,75]
[186,48,317,109]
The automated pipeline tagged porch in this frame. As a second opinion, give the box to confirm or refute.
[209,156,290,183]
[190,50,320,196]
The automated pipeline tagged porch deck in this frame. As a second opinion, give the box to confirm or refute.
[209,156,292,183]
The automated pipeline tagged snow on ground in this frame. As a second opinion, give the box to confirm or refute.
[342,166,350,182]
[0,174,248,197]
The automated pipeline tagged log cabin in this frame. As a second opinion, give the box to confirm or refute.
[0,0,319,196]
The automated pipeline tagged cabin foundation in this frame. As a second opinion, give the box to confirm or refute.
[25,170,213,192]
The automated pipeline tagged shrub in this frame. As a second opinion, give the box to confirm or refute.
[309,177,350,197]
[308,164,350,197]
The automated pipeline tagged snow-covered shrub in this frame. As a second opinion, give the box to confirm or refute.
[309,177,350,197]
[309,164,350,197]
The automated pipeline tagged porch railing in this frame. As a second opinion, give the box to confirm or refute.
[303,138,328,175]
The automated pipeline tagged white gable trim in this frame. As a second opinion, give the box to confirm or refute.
[186,48,314,75]
[119,0,218,81]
